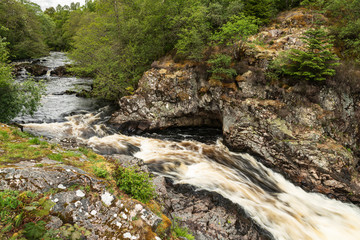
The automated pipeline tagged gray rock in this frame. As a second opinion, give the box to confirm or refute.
[0,164,165,239]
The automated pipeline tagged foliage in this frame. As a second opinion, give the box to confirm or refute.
[114,166,156,203]
[0,190,55,238]
[325,0,360,62]
[0,0,50,60]
[28,137,41,145]
[272,28,339,81]
[207,54,237,81]
[0,37,45,123]
[171,218,195,240]
[52,223,91,239]
[211,14,259,45]
[92,165,109,178]
[48,153,64,162]
[24,221,47,240]
[243,0,277,22]
[66,0,264,100]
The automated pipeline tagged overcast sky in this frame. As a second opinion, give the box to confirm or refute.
[30,0,86,10]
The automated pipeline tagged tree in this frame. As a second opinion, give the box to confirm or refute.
[0,0,49,60]
[276,28,339,81]
[0,37,45,123]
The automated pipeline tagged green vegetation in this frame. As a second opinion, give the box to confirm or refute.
[52,0,271,99]
[114,166,156,203]
[0,189,91,240]
[92,165,109,178]
[207,54,237,81]
[0,0,50,60]
[0,190,55,238]
[299,0,360,63]
[171,218,195,240]
[271,28,339,82]
[0,36,45,123]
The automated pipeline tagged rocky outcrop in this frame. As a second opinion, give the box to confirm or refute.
[110,8,360,205]
[164,180,271,240]
[0,159,164,240]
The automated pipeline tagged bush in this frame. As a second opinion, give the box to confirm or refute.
[0,36,45,123]
[207,54,237,82]
[92,165,109,178]
[272,28,339,82]
[114,167,156,203]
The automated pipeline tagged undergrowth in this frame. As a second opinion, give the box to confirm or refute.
[171,218,195,240]
[114,166,156,203]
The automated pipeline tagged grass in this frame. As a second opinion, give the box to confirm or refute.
[92,165,109,178]
[171,218,195,240]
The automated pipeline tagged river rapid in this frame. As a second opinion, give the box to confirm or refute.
[16,53,360,240]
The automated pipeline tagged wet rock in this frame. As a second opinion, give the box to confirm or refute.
[164,180,271,240]
[25,64,49,76]
[50,65,70,77]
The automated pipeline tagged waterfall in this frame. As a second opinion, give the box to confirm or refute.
[23,111,360,240]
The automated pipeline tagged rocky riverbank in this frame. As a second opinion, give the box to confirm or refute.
[110,8,360,205]
[0,124,169,239]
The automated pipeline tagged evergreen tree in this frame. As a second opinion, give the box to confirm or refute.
[279,28,339,81]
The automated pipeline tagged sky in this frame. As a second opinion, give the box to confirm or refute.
[30,0,86,10]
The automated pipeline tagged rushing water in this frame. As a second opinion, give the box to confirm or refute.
[14,52,107,123]
[17,53,360,240]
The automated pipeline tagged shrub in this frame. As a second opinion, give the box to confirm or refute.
[0,190,55,238]
[0,36,45,123]
[114,167,156,203]
[211,14,259,45]
[272,28,339,82]
[207,54,237,82]
[92,165,109,178]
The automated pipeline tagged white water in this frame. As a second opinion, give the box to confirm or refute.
[23,112,360,240]
[14,52,106,123]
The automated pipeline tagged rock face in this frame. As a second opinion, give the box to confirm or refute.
[0,160,163,240]
[111,8,360,205]
[163,180,271,240]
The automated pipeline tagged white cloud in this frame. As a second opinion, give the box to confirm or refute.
[30,0,86,10]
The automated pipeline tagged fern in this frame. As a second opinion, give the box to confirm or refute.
[24,221,47,240]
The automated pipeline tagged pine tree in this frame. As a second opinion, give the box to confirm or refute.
[281,28,339,81]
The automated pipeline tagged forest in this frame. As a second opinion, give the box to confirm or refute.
[0,0,359,109]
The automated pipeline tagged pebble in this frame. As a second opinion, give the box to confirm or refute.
[58,184,66,189]
[76,190,85,197]
[116,221,122,228]
[91,210,97,216]
[101,191,114,206]
[123,233,132,239]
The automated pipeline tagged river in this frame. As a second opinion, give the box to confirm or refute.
[16,52,360,240]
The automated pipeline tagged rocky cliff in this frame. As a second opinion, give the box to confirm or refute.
[110,8,360,206]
